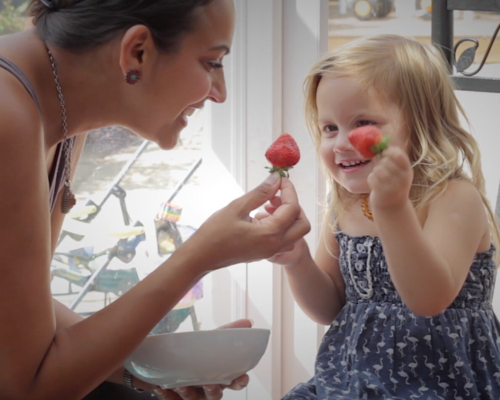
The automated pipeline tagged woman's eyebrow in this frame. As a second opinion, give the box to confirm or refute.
[209,44,230,55]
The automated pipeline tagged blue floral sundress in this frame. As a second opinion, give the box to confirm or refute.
[282,232,500,399]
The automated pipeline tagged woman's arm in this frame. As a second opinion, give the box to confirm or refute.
[0,95,309,400]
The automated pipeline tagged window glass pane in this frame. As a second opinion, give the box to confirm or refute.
[329,1,500,79]
[51,112,209,335]
[0,0,30,35]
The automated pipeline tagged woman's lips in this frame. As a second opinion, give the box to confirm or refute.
[180,108,197,127]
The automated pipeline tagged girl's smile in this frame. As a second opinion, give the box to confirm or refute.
[316,75,408,194]
[337,159,371,172]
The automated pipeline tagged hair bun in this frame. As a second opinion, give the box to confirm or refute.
[39,0,56,10]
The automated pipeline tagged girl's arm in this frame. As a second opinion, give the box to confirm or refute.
[371,148,488,316]
[276,228,346,325]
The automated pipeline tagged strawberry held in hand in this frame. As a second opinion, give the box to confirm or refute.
[348,126,389,159]
[265,133,300,177]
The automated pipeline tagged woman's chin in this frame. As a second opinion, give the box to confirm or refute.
[154,129,182,150]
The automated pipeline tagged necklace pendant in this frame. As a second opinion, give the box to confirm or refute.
[61,182,76,214]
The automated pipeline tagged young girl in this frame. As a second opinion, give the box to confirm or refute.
[272,34,500,399]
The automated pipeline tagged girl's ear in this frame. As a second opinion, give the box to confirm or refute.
[119,25,157,77]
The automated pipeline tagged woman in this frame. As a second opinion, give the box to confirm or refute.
[0,0,310,399]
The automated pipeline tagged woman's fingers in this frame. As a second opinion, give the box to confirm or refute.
[216,319,253,329]
[277,202,310,248]
[201,385,223,400]
[154,388,181,400]
[233,173,281,217]
[260,178,310,241]
[152,369,249,399]
[254,210,270,221]
[224,374,249,390]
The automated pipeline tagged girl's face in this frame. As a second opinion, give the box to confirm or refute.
[136,0,235,149]
[316,76,409,194]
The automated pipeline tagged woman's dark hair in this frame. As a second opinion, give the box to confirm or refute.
[29,0,215,53]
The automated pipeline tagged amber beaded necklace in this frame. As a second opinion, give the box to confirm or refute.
[361,194,373,221]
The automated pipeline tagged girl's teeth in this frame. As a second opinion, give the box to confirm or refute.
[341,160,368,167]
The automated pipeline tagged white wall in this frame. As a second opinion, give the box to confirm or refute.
[455,89,500,313]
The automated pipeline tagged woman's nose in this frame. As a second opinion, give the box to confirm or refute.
[208,70,227,103]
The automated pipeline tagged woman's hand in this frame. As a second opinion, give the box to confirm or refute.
[153,375,248,400]
[185,174,310,271]
[136,319,252,400]
[367,146,413,212]
[254,195,310,266]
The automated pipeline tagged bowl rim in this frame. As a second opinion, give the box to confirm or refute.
[144,327,271,340]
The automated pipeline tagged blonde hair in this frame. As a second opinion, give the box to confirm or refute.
[304,34,500,263]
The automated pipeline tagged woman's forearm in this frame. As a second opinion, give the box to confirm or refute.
[23,244,206,400]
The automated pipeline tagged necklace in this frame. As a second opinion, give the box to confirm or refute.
[346,238,374,300]
[361,194,373,221]
[47,47,76,214]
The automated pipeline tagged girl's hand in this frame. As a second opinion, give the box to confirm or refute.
[187,175,310,270]
[367,146,413,211]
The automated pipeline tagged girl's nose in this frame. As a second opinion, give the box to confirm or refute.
[333,131,353,153]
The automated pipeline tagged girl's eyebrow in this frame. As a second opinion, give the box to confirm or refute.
[317,118,335,125]
[209,45,231,55]
[349,112,382,125]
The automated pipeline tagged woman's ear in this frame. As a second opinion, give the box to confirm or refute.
[119,25,156,77]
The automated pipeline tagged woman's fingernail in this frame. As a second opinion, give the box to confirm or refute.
[249,319,254,327]
[204,385,216,392]
[264,172,280,184]
[176,387,188,393]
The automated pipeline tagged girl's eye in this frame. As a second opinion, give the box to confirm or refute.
[322,125,338,134]
[357,120,376,127]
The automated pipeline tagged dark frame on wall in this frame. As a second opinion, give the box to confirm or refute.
[432,0,500,93]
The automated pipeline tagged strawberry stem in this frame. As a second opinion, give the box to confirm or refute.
[265,166,292,178]
[371,135,390,155]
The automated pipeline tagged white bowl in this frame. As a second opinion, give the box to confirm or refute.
[124,328,271,389]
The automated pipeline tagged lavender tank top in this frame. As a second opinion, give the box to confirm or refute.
[0,55,74,213]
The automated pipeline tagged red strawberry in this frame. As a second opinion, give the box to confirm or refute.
[348,126,389,159]
[265,133,300,177]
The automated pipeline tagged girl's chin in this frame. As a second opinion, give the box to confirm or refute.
[338,183,370,195]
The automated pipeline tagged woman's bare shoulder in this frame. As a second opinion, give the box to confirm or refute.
[0,69,47,209]
[0,68,44,157]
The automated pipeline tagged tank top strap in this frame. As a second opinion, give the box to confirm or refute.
[0,54,67,213]
[0,55,42,113]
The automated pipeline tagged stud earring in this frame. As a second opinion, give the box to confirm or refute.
[125,69,142,85]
